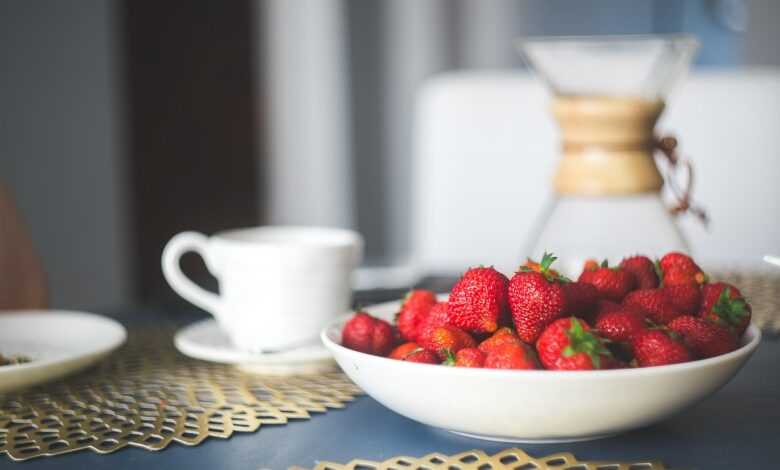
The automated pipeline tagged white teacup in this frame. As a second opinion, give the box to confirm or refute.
[162,226,363,352]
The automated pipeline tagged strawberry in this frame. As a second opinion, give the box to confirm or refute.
[620,255,659,289]
[561,281,599,322]
[662,266,705,287]
[582,259,599,273]
[536,317,612,370]
[341,312,397,356]
[404,349,439,364]
[594,300,622,320]
[395,289,437,342]
[658,252,706,286]
[601,355,630,369]
[388,342,421,360]
[415,301,450,340]
[668,315,738,358]
[595,307,647,343]
[447,266,508,334]
[508,253,568,343]
[632,329,691,367]
[699,282,751,336]
[623,288,683,325]
[478,327,523,354]
[448,347,486,368]
[418,325,476,360]
[663,283,701,315]
[484,343,539,370]
[578,261,636,302]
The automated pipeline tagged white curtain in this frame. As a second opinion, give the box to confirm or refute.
[259,0,354,229]
[256,0,520,274]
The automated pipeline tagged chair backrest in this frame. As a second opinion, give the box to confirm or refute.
[411,69,780,275]
[0,183,47,309]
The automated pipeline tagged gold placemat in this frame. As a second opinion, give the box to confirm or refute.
[714,270,780,334]
[0,330,362,461]
[294,448,666,470]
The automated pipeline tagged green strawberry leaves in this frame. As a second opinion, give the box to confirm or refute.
[712,287,749,327]
[442,349,456,366]
[563,317,611,369]
[653,259,664,284]
[518,252,571,283]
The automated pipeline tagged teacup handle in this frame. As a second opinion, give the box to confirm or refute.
[162,231,221,316]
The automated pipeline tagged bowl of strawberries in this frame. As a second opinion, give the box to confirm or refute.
[321,252,761,442]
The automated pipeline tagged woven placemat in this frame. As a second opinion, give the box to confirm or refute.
[713,270,780,334]
[292,448,666,470]
[0,330,362,461]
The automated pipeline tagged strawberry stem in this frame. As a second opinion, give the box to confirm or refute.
[563,317,611,369]
[540,252,557,273]
[712,288,749,327]
[442,349,456,366]
[653,259,664,285]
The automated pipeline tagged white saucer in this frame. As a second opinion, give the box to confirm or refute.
[0,311,127,393]
[174,318,335,375]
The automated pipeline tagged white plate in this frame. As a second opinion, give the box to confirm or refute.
[322,298,762,443]
[0,311,127,393]
[174,318,335,374]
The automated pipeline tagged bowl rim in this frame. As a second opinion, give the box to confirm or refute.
[321,298,762,380]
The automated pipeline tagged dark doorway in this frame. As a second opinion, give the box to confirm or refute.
[120,0,264,303]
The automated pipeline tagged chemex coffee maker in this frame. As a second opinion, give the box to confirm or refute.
[517,34,706,276]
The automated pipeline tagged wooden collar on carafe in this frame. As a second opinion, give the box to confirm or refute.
[552,96,665,196]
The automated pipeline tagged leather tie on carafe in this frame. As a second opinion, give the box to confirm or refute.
[654,135,708,226]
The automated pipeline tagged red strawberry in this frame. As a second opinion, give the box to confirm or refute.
[662,266,705,287]
[415,301,450,340]
[604,357,630,369]
[632,329,692,367]
[418,325,476,360]
[595,308,647,343]
[659,252,706,286]
[478,327,522,354]
[388,342,421,360]
[620,255,659,289]
[561,281,599,322]
[484,343,539,370]
[341,312,396,356]
[623,289,683,325]
[536,317,612,370]
[508,253,568,343]
[700,282,751,336]
[594,300,622,320]
[578,261,636,302]
[395,289,437,342]
[663,283,702,315]
[447,267,508,334]
[668,315,738,358]
[582,259,599,273]
[449,347,486,368]
[404,349,439,364]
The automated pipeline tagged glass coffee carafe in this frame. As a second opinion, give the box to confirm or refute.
[517,35,702,276]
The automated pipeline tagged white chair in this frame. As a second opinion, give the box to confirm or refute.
[410,69,780,276]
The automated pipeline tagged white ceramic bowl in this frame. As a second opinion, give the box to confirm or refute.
[321,299,761,443]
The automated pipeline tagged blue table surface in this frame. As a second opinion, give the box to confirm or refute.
[5,300,780,470]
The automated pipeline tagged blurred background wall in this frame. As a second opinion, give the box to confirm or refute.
[0,0,130,308]
[0,0,778,308]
